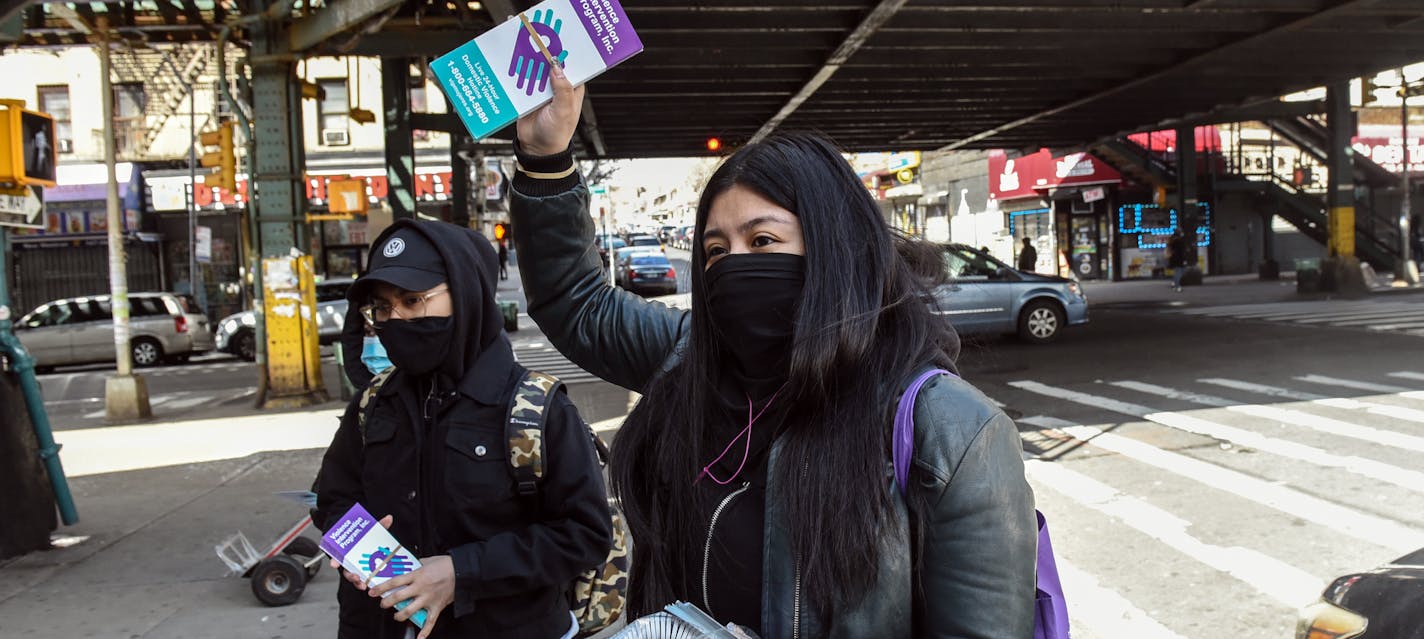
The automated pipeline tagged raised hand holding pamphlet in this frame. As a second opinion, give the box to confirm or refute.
[319,503,429,628]
[431,0,643,140]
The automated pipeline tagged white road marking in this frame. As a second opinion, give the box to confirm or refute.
[1390,371,1424,382]
[1014,380,1424,490]
[1028,458,1324,607]
[1113,380,1424,447]
[1018,415,1424,553]
[1054,556,1189,639]
[1293,374,1413,394]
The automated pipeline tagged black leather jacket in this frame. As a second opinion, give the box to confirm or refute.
[510,181,1037,639]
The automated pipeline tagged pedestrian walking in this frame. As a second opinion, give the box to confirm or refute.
[1167,229,1189,291]
[312,219,613,639]
[508,63,1036,638]
[498,240,510,280]
[1017,236,1038,272]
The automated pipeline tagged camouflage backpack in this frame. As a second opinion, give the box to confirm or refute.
[507,370,630,637]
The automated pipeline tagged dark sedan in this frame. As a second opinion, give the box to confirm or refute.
[615,253,678,297]
[1296,547,1424,638]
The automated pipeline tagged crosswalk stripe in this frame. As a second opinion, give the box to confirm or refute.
[1293,374,1413,394]
[1332,314,1424,327]
[163,396,213,410]
[1012,381,1424,492]
[1027,458,1324,607]
[1201,375,1424,426]
[1113,380,1424,448]
[1054,557,1188,639]
[1390,371,1424,382]
[1368,321,1424,331]
[1292,310,1416,323]
[1019,415,1424,553]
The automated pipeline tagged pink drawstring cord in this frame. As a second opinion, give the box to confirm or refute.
[696,383,789,485]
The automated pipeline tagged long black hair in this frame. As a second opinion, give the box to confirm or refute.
[608,133,960,621]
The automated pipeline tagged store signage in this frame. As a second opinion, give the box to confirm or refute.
[0,184,43,228]
[886,151,921,172]
[1082,186,1106,203]
[1351,136,1424,174]
[989,149,1121,201]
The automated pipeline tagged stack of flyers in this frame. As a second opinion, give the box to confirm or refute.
[320,503,429,628]
[431,0,644,140]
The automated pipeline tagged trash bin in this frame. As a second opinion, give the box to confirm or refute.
[1295,258,1321,294]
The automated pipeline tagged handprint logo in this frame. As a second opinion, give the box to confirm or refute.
[509,9,569,96]
[362,546,416,578]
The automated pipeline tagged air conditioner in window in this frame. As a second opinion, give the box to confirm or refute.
[58,138,73,153]
[322,129,350,146]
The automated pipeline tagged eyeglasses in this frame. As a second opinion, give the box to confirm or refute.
[360,286,449,327]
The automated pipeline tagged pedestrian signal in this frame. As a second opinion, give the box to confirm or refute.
[200,121,236,192]
[0,99,58,188]
[494,223,508,241]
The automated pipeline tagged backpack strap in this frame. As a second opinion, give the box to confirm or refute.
[356,367,398,445]
[507,370,563,499]
[893,367,953,496]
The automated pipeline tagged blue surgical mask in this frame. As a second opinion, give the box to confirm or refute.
[361,335,393,375]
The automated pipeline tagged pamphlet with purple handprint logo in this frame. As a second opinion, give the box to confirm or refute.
[430,0,643,139]
[320,503,428,628]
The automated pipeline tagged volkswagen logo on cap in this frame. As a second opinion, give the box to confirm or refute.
[383,238,406,258]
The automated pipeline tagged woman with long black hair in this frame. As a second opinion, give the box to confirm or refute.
[509,64,1036,638]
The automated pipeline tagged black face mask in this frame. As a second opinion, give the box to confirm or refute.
[378,316,454,376]
[704,253,806,378]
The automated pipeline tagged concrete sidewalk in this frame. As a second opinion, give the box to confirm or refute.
[1080,271,1424,310]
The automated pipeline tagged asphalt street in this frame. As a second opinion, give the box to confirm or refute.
[6,268,1424,639]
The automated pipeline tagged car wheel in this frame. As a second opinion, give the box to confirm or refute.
[1017,300,1065,344]
[130,338,164,367]
[234,330,257,362]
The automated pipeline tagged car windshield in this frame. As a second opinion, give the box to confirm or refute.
[316,282,352,302]
[630,237,660,246]
[944,246,1009,281]
[601,238,627,250]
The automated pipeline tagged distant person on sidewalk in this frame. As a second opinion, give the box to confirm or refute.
[1017,237,1038,272]
[498,240,510,280]
[1167,229,1189,292]
[312,219,612,639]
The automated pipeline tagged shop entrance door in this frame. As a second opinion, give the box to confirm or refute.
[1070,214,1101,279]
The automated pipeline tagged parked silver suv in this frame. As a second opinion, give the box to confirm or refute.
[14,292,215,372]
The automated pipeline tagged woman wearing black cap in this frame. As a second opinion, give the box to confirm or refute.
[312,219,612,639]
[507,65,1035,637]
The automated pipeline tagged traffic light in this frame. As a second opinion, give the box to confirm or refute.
[200,121,236,192]
[0,99,57,188]
[1362,75,1383,106]
[493,223,508,241]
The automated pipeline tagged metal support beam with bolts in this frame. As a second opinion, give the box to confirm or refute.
[750,0,908,145]
[250,0,328,407]
[939,0,1377,151]
[382,58,416,221]
[1176,125,1200,286]
[288,0,404,52]
[1324,81,1369,296]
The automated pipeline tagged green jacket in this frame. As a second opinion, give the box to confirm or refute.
[509,181,1037,639]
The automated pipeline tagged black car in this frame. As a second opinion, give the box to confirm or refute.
[1296,546,1424,638]
[614,253,678,297]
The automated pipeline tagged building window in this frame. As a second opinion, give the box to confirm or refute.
[37,85,72,154]
[318,79,348,145]
[112,83,146,154]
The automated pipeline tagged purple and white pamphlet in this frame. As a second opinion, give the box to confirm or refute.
[430,0,643,139]
[320,503,428,628]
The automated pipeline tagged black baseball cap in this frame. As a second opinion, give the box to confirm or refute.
[349,227,447,303]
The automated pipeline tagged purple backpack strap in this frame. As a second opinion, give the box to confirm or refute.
[893,367,1071,639]
[893,368,952,495]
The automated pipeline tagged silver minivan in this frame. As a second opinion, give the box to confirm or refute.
[14,292,215,372]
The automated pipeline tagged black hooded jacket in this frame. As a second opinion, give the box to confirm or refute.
[313,219,613,639]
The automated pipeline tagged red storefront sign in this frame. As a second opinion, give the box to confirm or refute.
[988,149,1121,200]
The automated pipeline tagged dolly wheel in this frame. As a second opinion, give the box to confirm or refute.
[283,537,324,580]
[251,555,307,606]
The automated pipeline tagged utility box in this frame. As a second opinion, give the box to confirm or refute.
[0,371,56,559]
[262,256,327,407]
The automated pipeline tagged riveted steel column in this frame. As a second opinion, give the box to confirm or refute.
[250,12,304,256]
[1326,82,1356,259]
[450,135,471,227]
[383,58,416,220]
